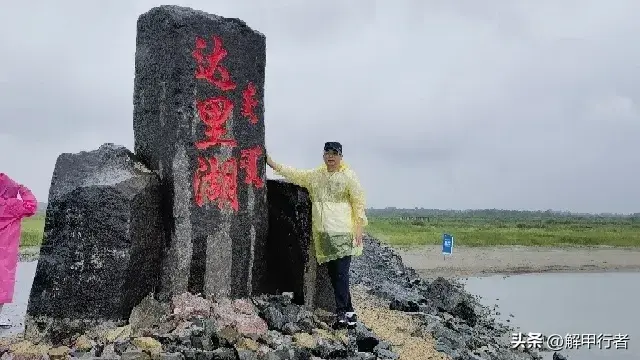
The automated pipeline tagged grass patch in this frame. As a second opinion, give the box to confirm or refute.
[366,217,640,247]
[20,212,640,248]
[20,214,45,247]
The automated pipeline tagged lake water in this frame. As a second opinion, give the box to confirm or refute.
[3,263,639,360]
[0,261,37,338]
[461,272,640,359]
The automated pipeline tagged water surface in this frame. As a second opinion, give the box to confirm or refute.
[0,261,37,338]
[462,272,639,359]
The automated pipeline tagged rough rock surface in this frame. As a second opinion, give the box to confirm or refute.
[266,180,336,312]
[24,143,164,344]
[351,236,552,360]
[3,293,400,360]
[133,4,269,302]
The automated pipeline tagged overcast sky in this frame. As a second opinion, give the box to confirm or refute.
[1,0,639,213]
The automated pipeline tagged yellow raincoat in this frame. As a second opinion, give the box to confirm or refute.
[271,160,368,264]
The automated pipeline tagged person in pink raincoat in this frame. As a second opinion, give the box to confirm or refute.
[0,173,37,328]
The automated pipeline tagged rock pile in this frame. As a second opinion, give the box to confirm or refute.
[2,291,401,360]
[350,236,545,360]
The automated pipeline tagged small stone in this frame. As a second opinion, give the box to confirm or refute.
[171,292,212,320]
[236,349,258,360]
[106,326,132,343]
[129,294,171,337]
[375,348,400,360]
[159,353,184,360]
[121,350,150,360]
[48,346,71,360]
[292,333,316,349]
[114,339,131,355]
[8,341,50,360]
[217,327,240,346]
[281,323,300,335]
[99,344,117,358]
[74,336,94,352]
[236,338,260,352]
[131,338,162,355]
[211,348,235,360]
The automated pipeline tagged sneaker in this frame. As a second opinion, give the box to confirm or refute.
[346,312,358,327]
[332,313,348,329]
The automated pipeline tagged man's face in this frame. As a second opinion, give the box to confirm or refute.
[323,149,342,168]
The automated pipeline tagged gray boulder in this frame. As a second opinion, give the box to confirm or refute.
[24,143,164,344]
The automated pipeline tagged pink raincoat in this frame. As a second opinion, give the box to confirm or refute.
[0,173,37,304]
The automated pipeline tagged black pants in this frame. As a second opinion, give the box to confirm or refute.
[326,255,354,314]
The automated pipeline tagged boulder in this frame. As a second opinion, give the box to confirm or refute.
[132,5,268,301]
[265,180,336,312]
[24,143,164,344]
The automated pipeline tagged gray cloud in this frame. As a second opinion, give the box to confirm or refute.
[1,0,639,213]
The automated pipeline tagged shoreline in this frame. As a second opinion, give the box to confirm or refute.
[396,244,640,278]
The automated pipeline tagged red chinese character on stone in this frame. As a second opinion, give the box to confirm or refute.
[195,96,237,149]
[240,146,264,189]
[193,156,239,211]
[241,82,259,124]
[192,35,236,91]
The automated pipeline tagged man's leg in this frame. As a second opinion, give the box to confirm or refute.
[336,256,357,326]
[327,256,355,327]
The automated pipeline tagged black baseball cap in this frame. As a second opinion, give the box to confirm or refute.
[324,142,342,155]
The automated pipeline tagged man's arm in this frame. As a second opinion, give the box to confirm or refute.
[266,154,314,189]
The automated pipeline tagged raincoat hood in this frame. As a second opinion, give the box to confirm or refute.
[0,173,19,199]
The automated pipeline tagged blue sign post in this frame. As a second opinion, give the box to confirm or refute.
[442,233,454,258]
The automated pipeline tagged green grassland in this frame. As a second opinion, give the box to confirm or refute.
[19,209,640,248]
[366,212,640,248]
[20,214,45,247]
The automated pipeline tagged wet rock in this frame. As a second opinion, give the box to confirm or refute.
[25,144,164,344]
[133,4,268,302]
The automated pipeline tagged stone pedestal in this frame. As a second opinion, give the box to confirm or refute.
[24,144,164,344]
[132,5,268,300]
[266,180,335,312]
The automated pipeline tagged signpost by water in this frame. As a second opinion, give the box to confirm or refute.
[442,233,454,260]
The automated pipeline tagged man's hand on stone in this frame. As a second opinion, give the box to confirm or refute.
[265,153,275,169]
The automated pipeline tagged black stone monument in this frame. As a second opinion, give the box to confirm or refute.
[266,180,336,312]
[24,144,164,343]
[132,5,268,300]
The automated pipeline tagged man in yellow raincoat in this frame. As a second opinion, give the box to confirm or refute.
[266,141,368,328]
